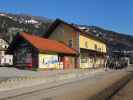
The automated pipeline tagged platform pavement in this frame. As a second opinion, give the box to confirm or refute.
[0,67,105,92]
[0,66,132,100]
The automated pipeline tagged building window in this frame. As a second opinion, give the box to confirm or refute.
[4,58,6,63]
[85,41,88,48]
[9,59,12,63]
[43,59,45,64]
[80,53,88,63]
[98,48,101,51]
[94,44,97,50]
[81,57,87,63]
[5,45,8,49]
[68,40,73,48]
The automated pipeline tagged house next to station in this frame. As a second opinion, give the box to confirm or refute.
[8,32,77,70]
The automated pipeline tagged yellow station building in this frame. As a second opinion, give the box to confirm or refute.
[79,33,107,68]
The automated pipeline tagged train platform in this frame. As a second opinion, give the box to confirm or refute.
[0,66,132,100]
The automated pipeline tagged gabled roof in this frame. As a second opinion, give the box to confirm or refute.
[44,19,106,44]
[19,32,77,55]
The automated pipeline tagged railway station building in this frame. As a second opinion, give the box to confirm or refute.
[44,19,107,69]
[8,19,107,70]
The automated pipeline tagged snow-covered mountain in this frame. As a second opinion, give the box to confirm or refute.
[0,13,38,24]
[0,12,53,27]
[0,12,53,42]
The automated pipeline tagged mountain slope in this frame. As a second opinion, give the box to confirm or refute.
[0,12,133,52]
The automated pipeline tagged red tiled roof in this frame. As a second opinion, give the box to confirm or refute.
[21,32,77,55]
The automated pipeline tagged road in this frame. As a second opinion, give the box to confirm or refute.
[0,67,132,100]
[110,79,133,100]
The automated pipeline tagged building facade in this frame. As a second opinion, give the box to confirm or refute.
[44,19,107,69]
[0,38,13,66]
[8,32,77,70]
[79,34,106,68]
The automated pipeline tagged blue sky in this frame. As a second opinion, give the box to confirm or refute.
[0,0,133,35]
